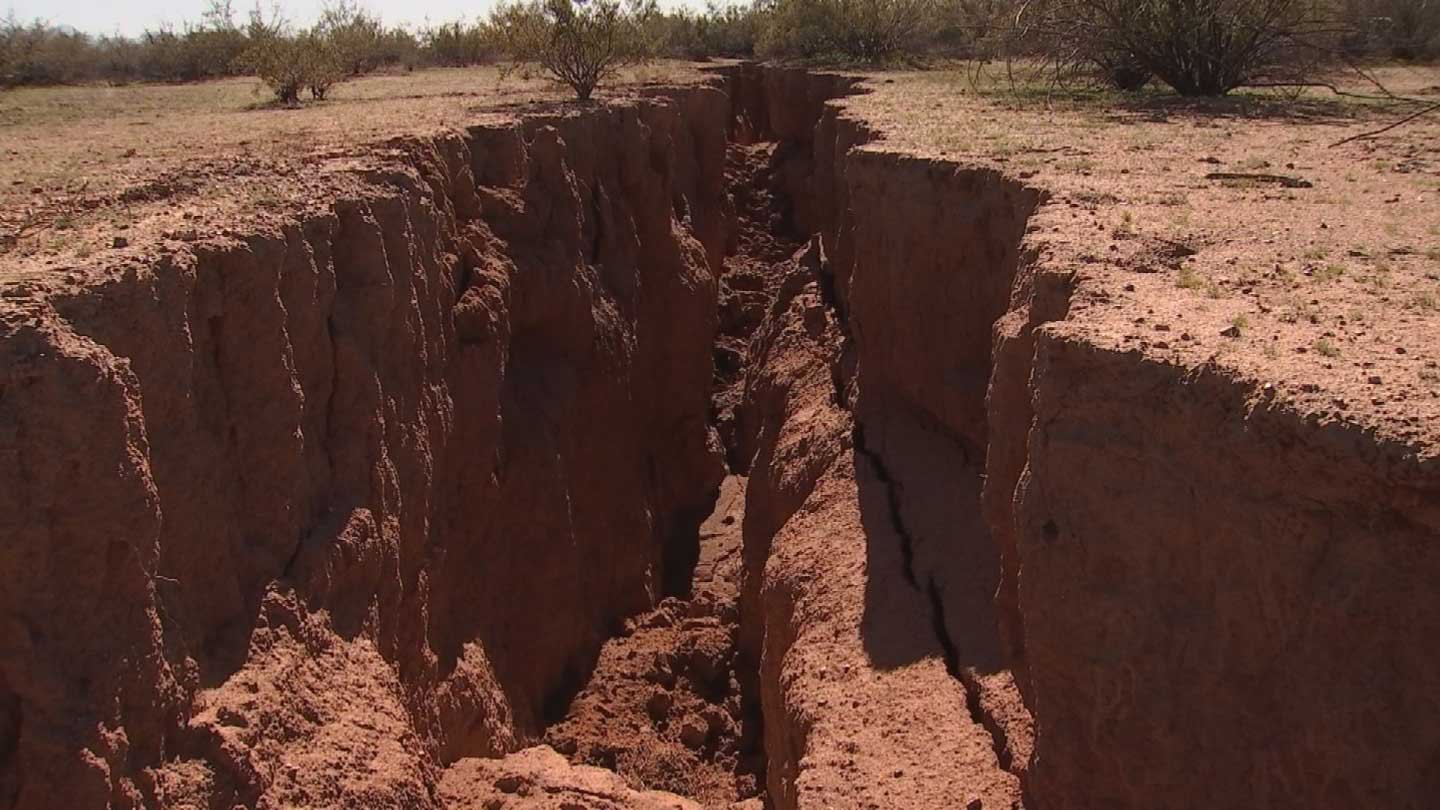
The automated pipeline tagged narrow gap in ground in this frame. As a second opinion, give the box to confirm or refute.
[535,136,804,808]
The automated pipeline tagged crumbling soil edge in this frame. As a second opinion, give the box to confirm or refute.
[723,62,1046,806]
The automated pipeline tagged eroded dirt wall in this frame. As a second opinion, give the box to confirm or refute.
[0,86,731,810]
[9,61,1440,810]
[1011,330,1440,808]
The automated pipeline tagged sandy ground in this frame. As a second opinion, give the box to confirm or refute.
[5,63,1437,454]
[0,62,710,279]
[840,64,1440,453]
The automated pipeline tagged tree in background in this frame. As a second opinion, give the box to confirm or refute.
[643,1,766,59]
[317,0,386,74]
[1339,0,1440,59]
[3,0,1437,92]
[755,0,939,62]
[492,0,657,101]
[423,21,497,66]
[0,15,96,85]
[236,3,348,103]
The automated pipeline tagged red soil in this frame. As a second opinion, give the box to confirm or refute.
[4,60,1440,810]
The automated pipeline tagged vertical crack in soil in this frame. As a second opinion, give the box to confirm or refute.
[712,141,810,470]
[850,422,1017,776]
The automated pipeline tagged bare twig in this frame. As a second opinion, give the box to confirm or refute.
[1331,102,1440,148]
[1244,80,1432,106]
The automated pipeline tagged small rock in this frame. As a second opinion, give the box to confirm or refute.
[646,689,673,722]
[679,715,709,749]
[112,236,128,249]
[645,654,676,688]
[1368,375,1383,385]
[1221,325,1242,338]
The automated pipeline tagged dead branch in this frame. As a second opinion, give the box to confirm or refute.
[1331,102,1440,147]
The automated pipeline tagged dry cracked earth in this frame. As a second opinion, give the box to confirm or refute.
[2,60,1440,810]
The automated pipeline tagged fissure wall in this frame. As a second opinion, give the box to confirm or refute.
[0,86,732,810]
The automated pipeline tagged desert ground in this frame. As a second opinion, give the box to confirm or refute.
[3,56,1440,810]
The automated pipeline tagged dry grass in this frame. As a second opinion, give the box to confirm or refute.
[2,56,1439,444]
[0,62,709,264]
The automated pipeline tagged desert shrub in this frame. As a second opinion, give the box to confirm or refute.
[1012,0,1348,95]
[492,0,657,101]
[422,21,497,66]
[756,0,939,62]
[239,29,345,102]
[374,26,422,69]
[1338,0,1440,59]
[929,0,1012,57]
[644,9,706,57]
[638,3,766,59]
[316,0,386,75]
[302,33,347,97]
[131,24,248,82]
[238,34,307,102]
[701,2,768,55]
[92,35,144,83]
[0,18,101,85]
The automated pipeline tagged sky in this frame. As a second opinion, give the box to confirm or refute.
[3,0,703,36]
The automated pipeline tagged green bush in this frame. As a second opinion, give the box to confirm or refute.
[316,0,385,75]
[651,2,766,58]
[697,2,767,56]
[756,0,939,62]
[1339,0,1440,60]
[0,17,101,85]
[422,21,497,66]
[375,27,422,70]
[492,0,656,101]
[238,29,346,103]
[130,24,249,82]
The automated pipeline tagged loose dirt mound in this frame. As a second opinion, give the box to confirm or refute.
[543,478,761,808]
[712,142,804,468]
[439,746,700,810]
